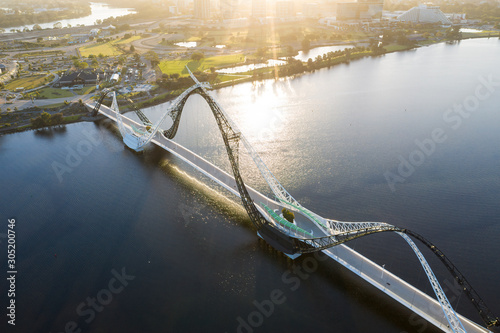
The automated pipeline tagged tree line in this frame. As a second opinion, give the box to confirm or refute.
[0,2,90,29]
[30,111,64,129]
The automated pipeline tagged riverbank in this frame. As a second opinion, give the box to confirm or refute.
[1,35,498,136]
[0,102,88,135]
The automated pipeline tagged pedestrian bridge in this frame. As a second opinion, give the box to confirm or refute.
[86,69,498,333]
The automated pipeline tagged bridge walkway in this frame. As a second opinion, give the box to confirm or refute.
[87,102,492,333]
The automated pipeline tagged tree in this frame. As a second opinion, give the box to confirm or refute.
[446,26,462,40]
[40,112,51,124]
[256,47,267,57]
[301,38,311,51]
[282,208,295,223]
[144,51,160,68]
[51,113,64,125]
[191,52,205,61]
[80,62,89,69]
[130,45,135,53]
[31,112,51,128]
[91,59,99,68]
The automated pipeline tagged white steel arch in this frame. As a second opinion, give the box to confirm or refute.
[398,232,467,333]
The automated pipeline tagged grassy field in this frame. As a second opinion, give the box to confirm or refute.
[14,50,64,58]
[5,75,49,91]
[39,103,65,109]
[28,87,74,99]
[115,35,142,45]
[79,42,122,57]
[217,74,250,83]
[384,44,414,52]
[159,54,245,76]
[73,85,96,95]
[79,36,142,57]
[64,115,81,122]
[461,30,498,39]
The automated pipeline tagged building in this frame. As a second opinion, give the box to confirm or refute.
[56,69,103,87]
[194,0,211,20]
[0,64,6,74]
[110,73,120,83]
[337,0,383,21]
[303,2,320,18]
[221,0,239,19]
[177,0,186,13]
[89,29,100,37]
[276,0,295,18]
[397,5,452,25]
[252,0,266,18]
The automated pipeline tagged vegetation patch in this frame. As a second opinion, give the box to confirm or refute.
[14,50,64,58]
[115,35,142,45]
[159,54,245,76]
[216,74,249,83]
[5,75,50,91]
[80,42,122,57]
[72,85,96,95]
[27,88,74,99]
[80,35,142,57]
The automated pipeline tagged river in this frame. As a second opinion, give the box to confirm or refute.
[1,38,499,333]
[3,2,136,33]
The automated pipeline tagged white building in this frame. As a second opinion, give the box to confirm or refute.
[110,73,120,82]
[397,5,452,25]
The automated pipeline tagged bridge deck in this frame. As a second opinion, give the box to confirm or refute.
[88,103,492,333]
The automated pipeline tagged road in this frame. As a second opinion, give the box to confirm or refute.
[0,93,95,112]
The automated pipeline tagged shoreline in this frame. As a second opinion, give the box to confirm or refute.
[1,35,497,136]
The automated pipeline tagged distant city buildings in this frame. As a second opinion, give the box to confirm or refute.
[303,2,320,18]
[176,0,186,13]
[337,0,384,21]
[252,0,267,18]
[194,0,211,20]
[397,5,452,25]
[276,1,295,18]
[220,0,239,19]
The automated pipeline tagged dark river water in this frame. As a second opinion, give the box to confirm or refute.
[1,38,499,333]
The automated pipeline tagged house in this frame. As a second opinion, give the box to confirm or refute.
[89,29,100,37]
[56,69,103,87]
[110,73,120,82]
[0,64,6,74]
